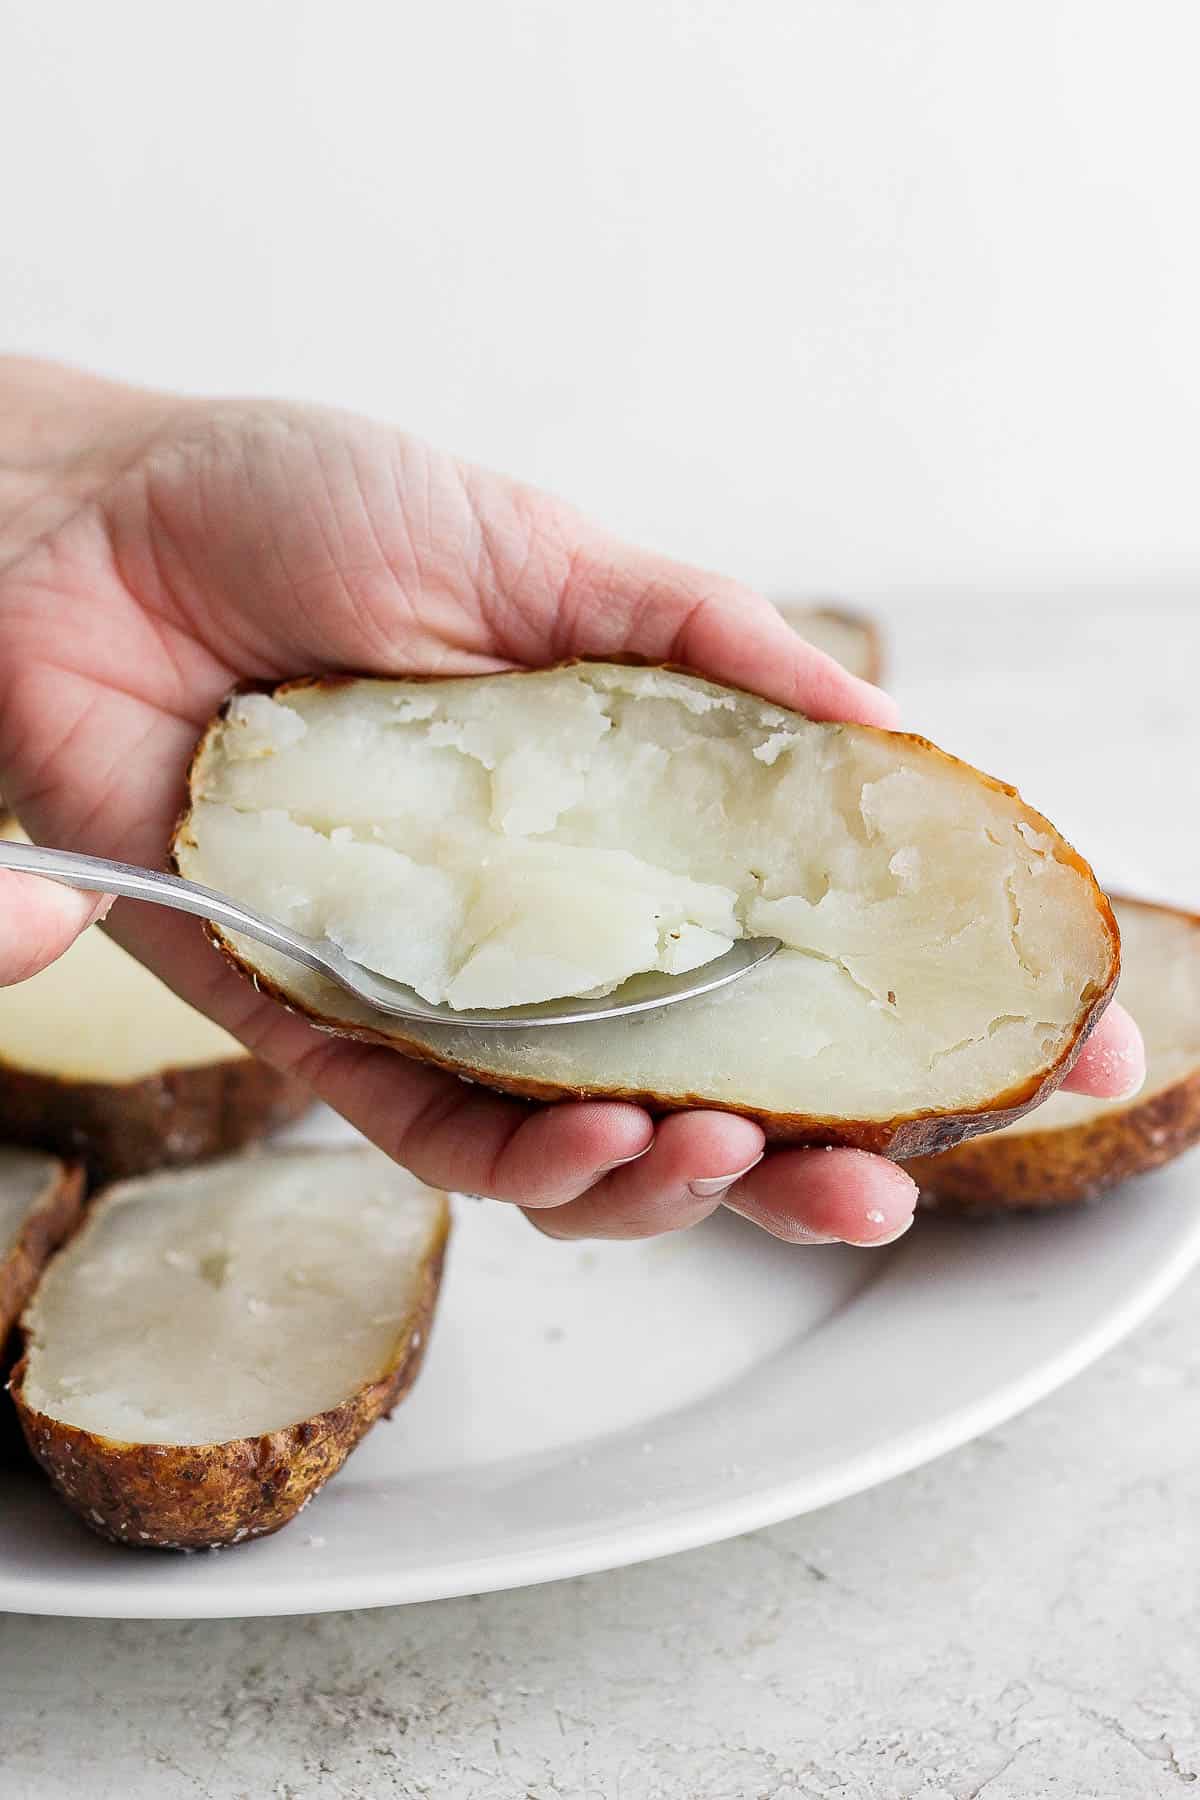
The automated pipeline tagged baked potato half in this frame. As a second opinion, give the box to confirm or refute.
[908,895,1200,1211]
[173,663,1118,1159]
[0,828,309,1182]
[0,1148,85,1461]
[12,1146,449,1549]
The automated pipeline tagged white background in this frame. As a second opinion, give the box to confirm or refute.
[4,0,1199,598]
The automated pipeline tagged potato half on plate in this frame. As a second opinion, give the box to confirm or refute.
[909,896,1200,1211]
[0,1148,84,1461]
[12,1147,449,1549]
[773,604,884,685]
[174,663,1118,1159]
[0,829,309,1182]
[0,1148,84,1346]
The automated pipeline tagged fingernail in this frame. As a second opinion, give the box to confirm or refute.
[1113,1059,1146,1101]
[856,1211,915,1249]
[864,684,901,730]
[596,1144,653,1176]
[689,1152,764,1199]
[788,1224,841,1244]
[1082,1037,1146,1101]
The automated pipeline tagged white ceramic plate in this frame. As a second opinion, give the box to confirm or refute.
[4,1105,1200,1620]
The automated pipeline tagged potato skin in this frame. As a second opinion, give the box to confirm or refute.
[11,1203,448,1549]
[0,1157,85,1464]
[180,961,1110,1160]
[224,1050,1087,1161]
[0,1056,311,1187]
[908,1072,1200,1213]
[0,1159,85,1346]
[174,663,1120,1161]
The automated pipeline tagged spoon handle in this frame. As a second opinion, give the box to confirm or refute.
[0,839,332,979]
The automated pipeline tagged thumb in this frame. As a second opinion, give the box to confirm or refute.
[0,871,112,987]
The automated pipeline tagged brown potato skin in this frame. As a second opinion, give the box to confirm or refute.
[174,663,1120,1161]
[908,1073,1200,1213]
[774,602,886,685]
[0,1156,85,1464]
[0,1056,311,1187]
[11,1202,449,1549]
[0,1159,85,1346]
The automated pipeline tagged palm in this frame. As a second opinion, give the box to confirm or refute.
[0,378,1141,1243]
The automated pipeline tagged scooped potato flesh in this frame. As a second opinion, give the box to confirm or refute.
[19,1150,445,1444]
[178,665,1115,1122]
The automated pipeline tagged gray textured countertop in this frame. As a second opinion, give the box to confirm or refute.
[4,1267,1200,1798]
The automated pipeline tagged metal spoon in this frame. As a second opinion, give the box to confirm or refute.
[0,839,781,1030]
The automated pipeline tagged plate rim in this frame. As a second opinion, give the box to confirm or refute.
[5,1193,1199,1621]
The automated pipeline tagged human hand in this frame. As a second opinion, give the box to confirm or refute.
[0,358,1144,1244]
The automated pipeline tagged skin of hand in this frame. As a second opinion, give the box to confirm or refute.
[0,357,1145,1246]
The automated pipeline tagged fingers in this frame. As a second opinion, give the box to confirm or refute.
[522,1110,765,1240]
[723,1148,920,1246]
[295,1017,912,1251]
[1061,1001,1145,1100]
[0,870,111,987]
[551,527,899,730]
[99,895,925,1247]
[96,898,925,1249]
[390,1087,657,1208]
[279,1026,660,1206]
[670,592,899,731]
[523,1122,920,1248]
[99,895,665,1207]
[447,468,897,728]
[312,1038,914,1249]
[329,1048,913,1249]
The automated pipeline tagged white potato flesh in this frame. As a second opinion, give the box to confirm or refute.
[179,665,1114,1122]
[187,673,757,1008]
[20,1149,446,1445]
[986,900,1200,1136]
[0,1148,62,1259]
